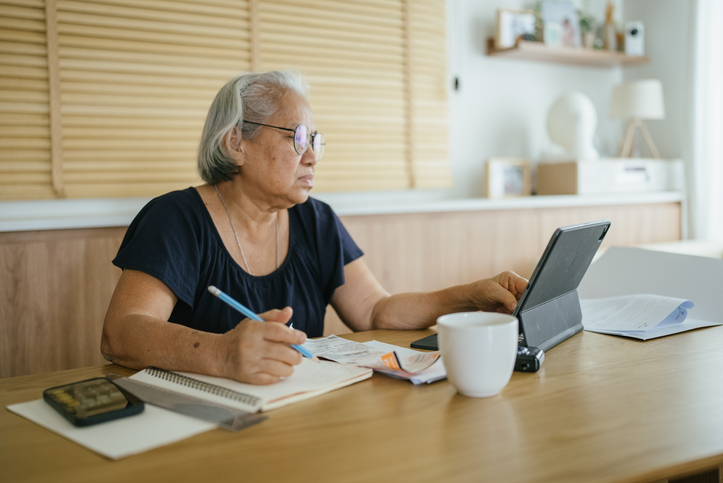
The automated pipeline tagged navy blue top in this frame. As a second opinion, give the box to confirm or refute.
[113,188,363,337]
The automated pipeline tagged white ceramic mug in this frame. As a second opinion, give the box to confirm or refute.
[437,312,519,398]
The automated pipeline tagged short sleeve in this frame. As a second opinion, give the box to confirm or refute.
[113,190,202,308]
[334,213,363,266]
[298,199,363,302]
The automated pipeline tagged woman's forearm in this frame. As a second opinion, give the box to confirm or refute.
[100,314,225,376]
[369,271,526,330]
[370,283,477,330]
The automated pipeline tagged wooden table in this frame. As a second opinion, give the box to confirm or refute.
[2,328,723,483]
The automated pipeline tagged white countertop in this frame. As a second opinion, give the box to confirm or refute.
[0,191,685,233]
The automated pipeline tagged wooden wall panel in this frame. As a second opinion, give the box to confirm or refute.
[0,202,681,377]
[323,202,681,335]
[0,227,125,378]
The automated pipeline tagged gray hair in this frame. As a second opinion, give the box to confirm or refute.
[197,70,309,184]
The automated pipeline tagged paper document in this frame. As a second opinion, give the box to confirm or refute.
[578,247,723,340]
[302,335,444,384]
[7,400,214,460]
[301,335,387,365]
[581,294,701,339]
[363,340,447,384]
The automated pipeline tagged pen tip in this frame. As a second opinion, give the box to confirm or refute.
[208,286,220,296]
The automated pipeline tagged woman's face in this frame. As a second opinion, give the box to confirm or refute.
[238,91,318,207]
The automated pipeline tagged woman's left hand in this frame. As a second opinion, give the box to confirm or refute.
[468,271,528,314]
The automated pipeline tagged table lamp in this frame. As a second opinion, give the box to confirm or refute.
[609,79,665,158]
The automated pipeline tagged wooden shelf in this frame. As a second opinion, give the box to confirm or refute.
[486,38,649,67]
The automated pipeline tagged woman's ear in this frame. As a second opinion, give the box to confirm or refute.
[225,126,244,167]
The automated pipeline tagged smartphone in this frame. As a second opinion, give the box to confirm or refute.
[43,377,144,427]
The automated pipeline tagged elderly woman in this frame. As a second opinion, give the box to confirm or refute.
[102,70,528,385]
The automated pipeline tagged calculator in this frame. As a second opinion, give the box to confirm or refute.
[43,377,144,426]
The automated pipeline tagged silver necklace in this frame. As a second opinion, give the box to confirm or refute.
[214,185,279,275]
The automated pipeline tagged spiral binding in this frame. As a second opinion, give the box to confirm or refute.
[146,367,262,407]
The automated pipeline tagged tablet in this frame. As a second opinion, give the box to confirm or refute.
[410,220,610,353]
[514,220,610,351]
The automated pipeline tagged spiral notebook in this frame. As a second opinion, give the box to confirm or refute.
[129,358,373,413]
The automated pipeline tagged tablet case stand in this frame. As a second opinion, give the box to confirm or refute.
[515,220,610,352]
[518,290,583,352]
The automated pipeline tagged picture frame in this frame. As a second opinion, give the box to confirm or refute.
[485,158,532,198]
[495,9,536,49]
[540,0,582,48]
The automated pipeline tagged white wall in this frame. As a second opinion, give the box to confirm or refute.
[447,0,627,197]
[621,0,690,159]
[326,0,693,202]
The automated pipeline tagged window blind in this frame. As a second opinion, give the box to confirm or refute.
[259,0,409,191]
[407,0,452,188]
[56,0,250,197]
[0,0,450,200]
[0,0,54,199]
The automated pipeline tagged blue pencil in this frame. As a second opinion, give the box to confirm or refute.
[207,286,316,360]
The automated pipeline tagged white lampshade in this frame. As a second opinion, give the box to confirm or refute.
[609,79,666,120]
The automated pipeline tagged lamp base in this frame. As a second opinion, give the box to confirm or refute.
[619,118,661,158]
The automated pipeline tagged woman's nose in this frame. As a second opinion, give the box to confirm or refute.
[302,147,317,166]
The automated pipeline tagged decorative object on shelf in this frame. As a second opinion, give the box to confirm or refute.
[578,10,597,49]
[624,21,645,56]
[495,9,536,49]
[546,92,599,160]
[541,0,581,48]
[602,0,617,51]
[593,32,604,50]
[485,158,531,199]
[610,79,665,158]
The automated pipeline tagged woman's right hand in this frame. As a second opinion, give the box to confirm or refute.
[218,306,307,385]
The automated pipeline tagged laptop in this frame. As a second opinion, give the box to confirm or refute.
[410,220,611,369]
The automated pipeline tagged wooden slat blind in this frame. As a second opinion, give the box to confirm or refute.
[259,0,409,191]
[56,0,250,197]
[0,0,450,200]
[0,0,54,199]
[408,0,451,188]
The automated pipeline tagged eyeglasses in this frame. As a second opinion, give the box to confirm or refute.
[243,120,325,160]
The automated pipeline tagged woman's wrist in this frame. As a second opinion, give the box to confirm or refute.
[205,332,231,378]
[435,282,479,315]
